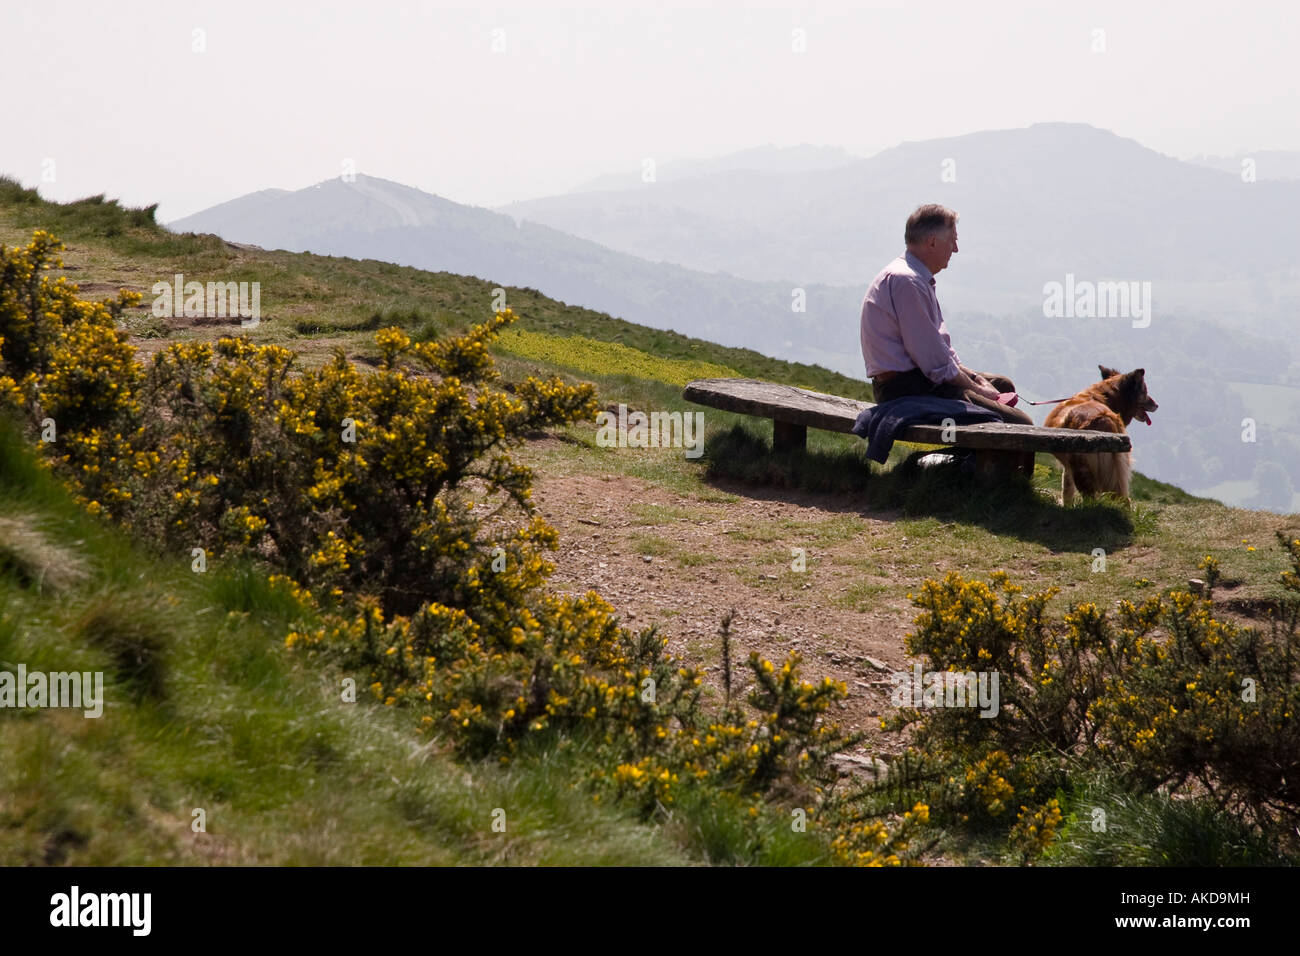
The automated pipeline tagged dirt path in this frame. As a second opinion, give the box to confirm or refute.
[532,467,920,754]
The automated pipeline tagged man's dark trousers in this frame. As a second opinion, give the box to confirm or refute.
[871,368,1036,475]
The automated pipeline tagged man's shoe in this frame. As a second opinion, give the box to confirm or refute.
[916,452,958,470]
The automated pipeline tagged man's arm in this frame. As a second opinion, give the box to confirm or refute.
[890,276,962,385]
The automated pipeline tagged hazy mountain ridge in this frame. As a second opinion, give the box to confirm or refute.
[500,123,1300,294]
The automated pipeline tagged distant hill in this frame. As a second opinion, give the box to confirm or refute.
[170,178,498,252]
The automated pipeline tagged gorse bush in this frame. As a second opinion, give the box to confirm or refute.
[0,228,919,865]
[133,320,597,617]
[886,536,1300,860]
[0,232,144,523]
[1,231,598,620]
[1088,541,1300,825]
[0,230,141,408]
[283,585,926,862]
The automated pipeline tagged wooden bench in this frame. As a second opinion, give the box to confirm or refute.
[681,378,1130,478]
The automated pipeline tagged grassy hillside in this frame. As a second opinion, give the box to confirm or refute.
[0,425,696,865]
[2,179,1297,866]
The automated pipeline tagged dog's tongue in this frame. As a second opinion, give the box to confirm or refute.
[1137,410,1152,425]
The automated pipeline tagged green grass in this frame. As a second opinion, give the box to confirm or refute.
[627,531,717,568]
[629,533,674,557]
[0,421,696,865]
[830,579,894,611]
[495,327,740,387]
[1045,775,1295,866]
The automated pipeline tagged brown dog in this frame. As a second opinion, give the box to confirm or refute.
[1044,366,1158,505]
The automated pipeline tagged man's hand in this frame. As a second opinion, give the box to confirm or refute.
[971,376,1000,401]
[961,367,1001,402]
[949,368,1001,402]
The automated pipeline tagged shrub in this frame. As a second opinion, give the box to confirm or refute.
[886,535,1300,859]
[0,231,140,383]
[288,595,866,811]
[1088,540,1300,826]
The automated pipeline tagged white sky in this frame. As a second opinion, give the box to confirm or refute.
[3,0,1298,221]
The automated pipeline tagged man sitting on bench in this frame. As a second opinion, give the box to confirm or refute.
[860,203,1035,473]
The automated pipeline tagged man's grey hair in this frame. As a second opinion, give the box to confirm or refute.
[905,204,958,246]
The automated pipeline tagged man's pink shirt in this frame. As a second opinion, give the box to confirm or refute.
[859,249,962,385]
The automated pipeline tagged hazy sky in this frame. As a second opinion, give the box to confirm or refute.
[3,0,1298,221]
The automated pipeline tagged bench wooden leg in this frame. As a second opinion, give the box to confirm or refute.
[773,420,807,453]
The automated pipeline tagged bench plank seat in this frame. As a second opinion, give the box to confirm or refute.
[682,378,1129,473]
